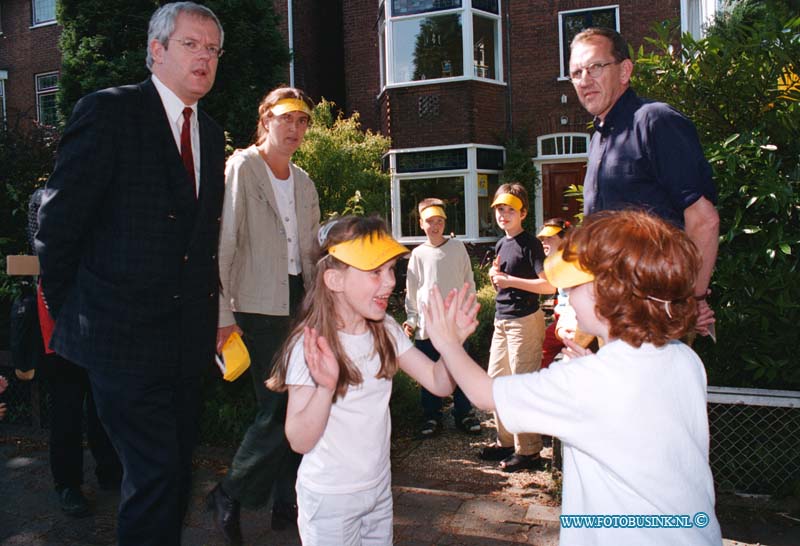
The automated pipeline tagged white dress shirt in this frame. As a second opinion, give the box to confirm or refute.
[152,74,201,195]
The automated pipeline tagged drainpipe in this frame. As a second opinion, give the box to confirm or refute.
[288,0,295,87]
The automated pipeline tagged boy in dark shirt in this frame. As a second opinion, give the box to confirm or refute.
[482,183,555,472]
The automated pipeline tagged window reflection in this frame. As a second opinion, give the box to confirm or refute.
[393,14,463,82]
[399,176,465,237]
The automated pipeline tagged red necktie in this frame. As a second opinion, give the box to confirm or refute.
[181,107,197,197]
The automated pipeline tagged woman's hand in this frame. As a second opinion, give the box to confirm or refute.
[216,324,243,354]
[303,327,339,393]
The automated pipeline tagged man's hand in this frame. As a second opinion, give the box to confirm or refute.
[402,322,415,338]
[695,297,716,337]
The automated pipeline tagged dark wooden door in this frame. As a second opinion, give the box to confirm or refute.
[541,162,586,223]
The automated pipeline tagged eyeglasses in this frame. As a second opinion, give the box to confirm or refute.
[569,61,619,82]
[169,38,224,58]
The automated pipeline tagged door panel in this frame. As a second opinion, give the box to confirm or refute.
[542,162,586,222]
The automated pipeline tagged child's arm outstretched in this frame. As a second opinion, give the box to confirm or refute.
[399,284,479,397]
[285,327,339,454]
[423,285,496,411]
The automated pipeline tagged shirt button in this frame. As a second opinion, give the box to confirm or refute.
[285,217,290,222]
[287,238,292,242]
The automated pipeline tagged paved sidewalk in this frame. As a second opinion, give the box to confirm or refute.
[2,428,798,545]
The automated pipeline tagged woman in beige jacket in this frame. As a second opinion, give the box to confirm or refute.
[208,87,320,545]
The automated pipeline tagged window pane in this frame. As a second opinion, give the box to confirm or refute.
[472,0,498,14]
[478,173,501,237]
[34,0,56,24]
[392,14,463,82]
[541,137,556,156]
[572,136,587,155]
[39,93,58,125]
[392,0,461,17]
[399,176,465,237]
[37,73,58,91]
[396,148,467,173]
[561,8,617,76]
[472,15,497,79]
[476,148,503,170]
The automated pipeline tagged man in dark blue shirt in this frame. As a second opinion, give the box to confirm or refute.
[569,27,719,335]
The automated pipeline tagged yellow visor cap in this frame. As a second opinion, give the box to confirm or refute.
[537,225,563,238]
[490,193,523,212]
[218,331,251,382]
[329,233,409,271]
[420,205,446,220]
[544,249,595,289]
[270,98,312,117]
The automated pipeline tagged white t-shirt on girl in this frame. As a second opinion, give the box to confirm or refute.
[286,316,413,495]
[493,339,722,546]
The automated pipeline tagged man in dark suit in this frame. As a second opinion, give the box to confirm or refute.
[35,3,225,545]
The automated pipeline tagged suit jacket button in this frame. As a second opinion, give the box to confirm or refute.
[211,254,216,260]
[173,294,181,300]
[183,255,189,262]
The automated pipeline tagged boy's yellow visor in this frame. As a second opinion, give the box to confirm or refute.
[544,249,595,288]
[490,193,523,211]
[537,225,563,238]
[329,233,409,271]
[420,205,446,220]
[270,98,312,117]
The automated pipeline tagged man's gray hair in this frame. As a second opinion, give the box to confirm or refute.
[146,2,224,70]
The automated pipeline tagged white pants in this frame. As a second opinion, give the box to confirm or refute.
[297,471,393,546]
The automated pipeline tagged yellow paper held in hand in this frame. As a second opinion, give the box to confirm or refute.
[215,331,251,382]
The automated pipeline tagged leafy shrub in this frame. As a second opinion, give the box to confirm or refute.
[293,100,392,219]
[632,4,800,389]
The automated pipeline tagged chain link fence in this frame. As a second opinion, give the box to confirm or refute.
[708,386,800,495]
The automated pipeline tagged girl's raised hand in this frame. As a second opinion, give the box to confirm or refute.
[423,284,479,351]
[303,327,339,393]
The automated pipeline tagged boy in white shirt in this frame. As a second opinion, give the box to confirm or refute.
[404,198,480,437]
[424,210,722,546]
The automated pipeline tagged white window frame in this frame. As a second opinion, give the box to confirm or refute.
[557,5,620,81]
[35,71,59,126]
[680,0,724,39]
[387,143,505,243]
[0,71,7,127]
[381,0,504,90]
[31,0,57,28]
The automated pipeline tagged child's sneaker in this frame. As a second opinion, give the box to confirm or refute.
[418,418,441,439]
[455,412,482,435]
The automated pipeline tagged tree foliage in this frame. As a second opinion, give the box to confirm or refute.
[502,137,540,233]
[292,99,392,219]
[0,123,60,299]
[57,0,290,147]
[632,1,800,388]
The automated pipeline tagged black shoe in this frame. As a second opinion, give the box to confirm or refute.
[478,443,514,461]
[418,418,441,439]
[499,453,544,473]
[206,483,243,546]
[271,501,298,531]
[455,412,482,435]
[58,486,90,518]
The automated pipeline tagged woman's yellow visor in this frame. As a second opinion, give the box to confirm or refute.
[270,98,312,117]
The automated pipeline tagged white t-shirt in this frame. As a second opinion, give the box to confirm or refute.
[264,162,302,276]
[404,238,475,340]
[286,316,413,494]
[493,339,722,546]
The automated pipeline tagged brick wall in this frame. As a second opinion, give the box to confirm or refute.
[0,0,62,126]
[382,80,506,149]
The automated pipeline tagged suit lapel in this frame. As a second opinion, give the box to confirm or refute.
[141,79,198,214]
